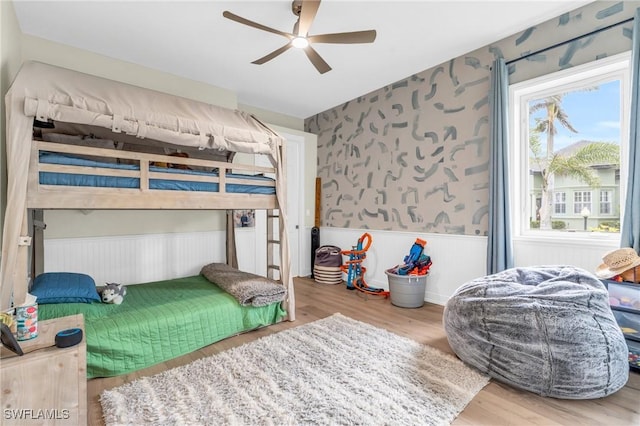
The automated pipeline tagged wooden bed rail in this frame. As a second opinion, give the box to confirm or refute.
[27,140,279,210]
[34,140,277,175]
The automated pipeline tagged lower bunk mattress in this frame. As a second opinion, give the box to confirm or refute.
[38,275,286,378]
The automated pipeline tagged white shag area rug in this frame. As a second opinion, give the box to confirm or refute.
[101,313,489,425]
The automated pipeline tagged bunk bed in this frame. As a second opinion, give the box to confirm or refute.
[1,61,295,377]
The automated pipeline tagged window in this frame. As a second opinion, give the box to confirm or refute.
[554,192,566,214]
[510,52,630,238]
[600,190,613,214]
[573,191,591,215]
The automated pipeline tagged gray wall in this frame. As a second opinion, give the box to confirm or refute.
[306,1,636,236]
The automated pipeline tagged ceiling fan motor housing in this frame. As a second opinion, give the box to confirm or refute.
[292,1,303,17]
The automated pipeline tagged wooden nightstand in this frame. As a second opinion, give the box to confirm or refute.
[1,314,87,425]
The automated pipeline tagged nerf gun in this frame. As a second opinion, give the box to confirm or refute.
[404,238,426,265]
[395,238,429,275]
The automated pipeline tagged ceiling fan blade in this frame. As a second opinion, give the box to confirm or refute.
[252,43,293,65]
[308,30,377,44]
[223,11,293,39]
[297,0,321,36]
[303,45,332,74]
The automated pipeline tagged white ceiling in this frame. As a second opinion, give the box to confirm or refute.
[12,0,595,119]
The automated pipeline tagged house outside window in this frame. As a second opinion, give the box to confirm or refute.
[554,192,566,214]
[573,191,592,215]
[510,52,630,237]
[600,190,613,215]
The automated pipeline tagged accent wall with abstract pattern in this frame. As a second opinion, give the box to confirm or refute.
[305,1,636,236]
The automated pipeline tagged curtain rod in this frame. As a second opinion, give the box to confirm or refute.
[506,16,634,66]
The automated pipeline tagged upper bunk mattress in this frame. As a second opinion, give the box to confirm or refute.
[39,152,276,194]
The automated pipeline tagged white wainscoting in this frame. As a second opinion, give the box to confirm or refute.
[43,227,485,304]
[319,228,487,306]
[44,225,314,287]
[319,230,619,305]
[44,230,259,286]
[513,236,618,272]
[44,227,613,305]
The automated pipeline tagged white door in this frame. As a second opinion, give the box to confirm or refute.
[254,133,304,278]
[284,133,303,277]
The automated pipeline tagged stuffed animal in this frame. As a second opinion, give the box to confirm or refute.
[101,283,127,304]
[151,152,190,169]
[169,152,190,169]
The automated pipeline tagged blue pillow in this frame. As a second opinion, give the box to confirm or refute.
[31,272,101,304]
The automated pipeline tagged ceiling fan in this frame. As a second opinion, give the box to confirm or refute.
[223,0,377,74]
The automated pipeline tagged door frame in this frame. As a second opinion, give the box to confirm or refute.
[280,131,305,277]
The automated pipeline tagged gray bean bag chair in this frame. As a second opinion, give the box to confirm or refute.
[443,265,629,399]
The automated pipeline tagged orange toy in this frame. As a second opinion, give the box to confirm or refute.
[341,233,390,297]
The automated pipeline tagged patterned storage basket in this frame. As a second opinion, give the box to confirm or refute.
[314,245,343,285]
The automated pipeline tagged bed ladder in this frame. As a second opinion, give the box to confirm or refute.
[266,209,281,281]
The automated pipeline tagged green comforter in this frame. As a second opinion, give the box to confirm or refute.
[38,275,286,378]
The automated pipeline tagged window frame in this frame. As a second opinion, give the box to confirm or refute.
[554,191,566,215]
[573,191,592,215]
[600,189,613,215]
[509,51,631,243]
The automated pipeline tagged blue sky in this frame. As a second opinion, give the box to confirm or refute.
[529,80,621,152]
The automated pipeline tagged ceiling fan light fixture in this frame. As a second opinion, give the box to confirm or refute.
[223,0,376,74]
[291,36,309,49]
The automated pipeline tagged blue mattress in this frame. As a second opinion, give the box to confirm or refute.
[39,152,275,194]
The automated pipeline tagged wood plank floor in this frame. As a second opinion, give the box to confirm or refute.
[88,277,640,425]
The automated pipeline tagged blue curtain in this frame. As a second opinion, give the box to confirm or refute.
[487,58,514,274]
[622,10,640,252]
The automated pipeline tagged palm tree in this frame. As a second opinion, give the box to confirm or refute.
[530,134,620,229]
[529,95,578,230]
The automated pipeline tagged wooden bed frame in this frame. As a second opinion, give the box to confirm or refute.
[29,140,279,210]
[2,62,294,322]
[25,138,294,319]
